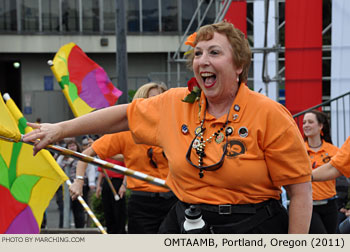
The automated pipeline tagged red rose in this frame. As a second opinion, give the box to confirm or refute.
[187,77,198,92]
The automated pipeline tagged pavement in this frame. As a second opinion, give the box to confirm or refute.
[41,196,100,234]
[44,197,61,229]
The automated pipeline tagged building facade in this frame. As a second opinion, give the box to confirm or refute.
[1,0,348,146]
[1,0,219,122]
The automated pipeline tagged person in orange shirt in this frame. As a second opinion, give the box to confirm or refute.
[70,82,176,233]
[313,136,350,218]
[303,110,339,233]
[70,135,126,234]
[24,21,312,234]
[313,136,350,180]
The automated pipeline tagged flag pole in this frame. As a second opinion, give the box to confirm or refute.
[65,180,107,234]
[102,168,120,201]
[46,143,168,188]
[0,132,108,234]
[0,93,108,234]
[0,129,168,189]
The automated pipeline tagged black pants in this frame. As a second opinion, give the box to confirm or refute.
[71,185,89,228]
[309,199,338,234]
[102,177,126,234]
[127,192,178,233]
[55,186,64,228]
[158,199,288,234]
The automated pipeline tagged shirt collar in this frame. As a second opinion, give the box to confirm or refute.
[195,83,249,124]
[305,139,326,153]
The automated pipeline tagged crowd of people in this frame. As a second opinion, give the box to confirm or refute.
[49,136,99,229]
[27,20,350,234]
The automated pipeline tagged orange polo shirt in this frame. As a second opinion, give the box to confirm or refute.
[92,132,170,193]
[127,83,311,205]
[305,141,339,200]
[331,136,350,177]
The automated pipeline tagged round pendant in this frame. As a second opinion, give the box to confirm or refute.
[194,126,202,135]
[225,126,234,136]
[192,139,200,149]
[215,132,225,144]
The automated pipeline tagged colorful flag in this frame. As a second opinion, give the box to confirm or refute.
[50,42,122,117]
[0,93,68,234]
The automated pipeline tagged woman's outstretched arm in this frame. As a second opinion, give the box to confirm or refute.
[23,104,129,155]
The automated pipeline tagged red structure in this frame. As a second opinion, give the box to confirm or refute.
[285,0,323,119]
[224,0,247,35]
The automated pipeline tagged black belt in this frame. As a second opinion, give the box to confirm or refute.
[131,190,175,199]
[209,200,282,234]
[198,199,278,215]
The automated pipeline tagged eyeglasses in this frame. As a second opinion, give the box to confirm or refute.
[185,131,228,175]
[147,147,158,168]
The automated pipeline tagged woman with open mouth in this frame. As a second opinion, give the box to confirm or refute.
[24,20,312,234]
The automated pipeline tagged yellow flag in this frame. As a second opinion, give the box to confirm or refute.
[0,93,68,234]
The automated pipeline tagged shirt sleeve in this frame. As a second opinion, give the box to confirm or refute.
[331,137,350,177]
[127,94,163,147]
[263,105,312,186]
[92,133,124,160]
[265,124,312,186]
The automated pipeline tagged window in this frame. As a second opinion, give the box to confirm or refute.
[103,0,115,32]
[127,0,139,32]
[62,0,79,32]
[42,0,59,32]
[181,0,197,33]
[201,0,216,26]
[83,0,99,32]
[142,0,158,32]
[0,0,17,31]
[21,0,38,31]
[161,0,177,32]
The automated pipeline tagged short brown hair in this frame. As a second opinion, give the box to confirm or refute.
[186,20,251,83]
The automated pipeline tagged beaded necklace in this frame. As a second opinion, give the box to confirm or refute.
[191,106,231,177]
